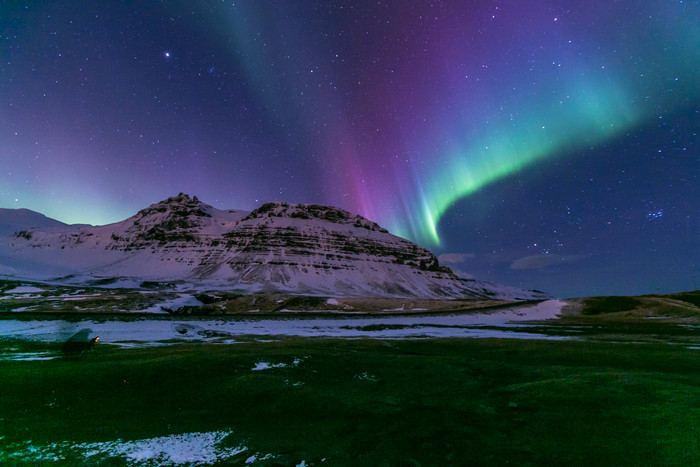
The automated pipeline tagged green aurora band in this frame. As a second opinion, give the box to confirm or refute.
[394,77,640,246]
[390,38,700,247]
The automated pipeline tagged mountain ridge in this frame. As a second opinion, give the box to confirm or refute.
[0,194,550,300]
[0,207,70,236]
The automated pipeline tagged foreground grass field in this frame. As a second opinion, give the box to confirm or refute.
[3,335,700,465]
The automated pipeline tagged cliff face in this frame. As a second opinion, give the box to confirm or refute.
[198,201,463,297]
[0,194,550,300]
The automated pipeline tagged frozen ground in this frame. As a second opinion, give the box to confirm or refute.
[0,300,568,354]
[4,430,248,465]
[1,285,46,295]
[140,293,204,313]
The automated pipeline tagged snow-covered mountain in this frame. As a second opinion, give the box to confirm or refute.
[0,208,69,236]
[0,194,549,300]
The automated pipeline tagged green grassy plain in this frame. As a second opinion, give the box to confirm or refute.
[3,334,700,465]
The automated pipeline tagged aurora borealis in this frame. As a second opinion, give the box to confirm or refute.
[1,1,699,297]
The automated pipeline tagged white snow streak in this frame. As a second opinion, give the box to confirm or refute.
[5,430,245,465]
[3,286,45,294]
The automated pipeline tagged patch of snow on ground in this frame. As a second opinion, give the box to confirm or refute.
[0,293,41,300]
[3,286,45,294]
[61,294,102,301]
[252,361,287,371]
[246,453,275,463]
[252,357,304,371]
[6,430,245,465]
[0,351,59,361]
[326,298,339,305]
[504,300,567,321]
[353,372,379,382]
[141,294,204,313]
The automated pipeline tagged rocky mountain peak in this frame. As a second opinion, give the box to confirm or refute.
[243,202,389,233]
[135,193,211,220]
[122,193,215,245]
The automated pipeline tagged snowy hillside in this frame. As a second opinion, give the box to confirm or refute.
[0,194,550,300]
[0,208,69,236]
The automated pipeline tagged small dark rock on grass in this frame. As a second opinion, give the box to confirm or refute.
[62,328,99,358]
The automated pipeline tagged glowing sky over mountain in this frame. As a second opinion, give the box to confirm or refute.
[1,1,698,297]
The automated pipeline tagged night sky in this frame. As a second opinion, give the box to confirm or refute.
[2,1,698,297]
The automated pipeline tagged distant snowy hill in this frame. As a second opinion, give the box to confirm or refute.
[0,194,550,300]
[0,208,69,236]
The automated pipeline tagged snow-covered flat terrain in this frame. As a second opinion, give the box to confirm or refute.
[0,300,568,356]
